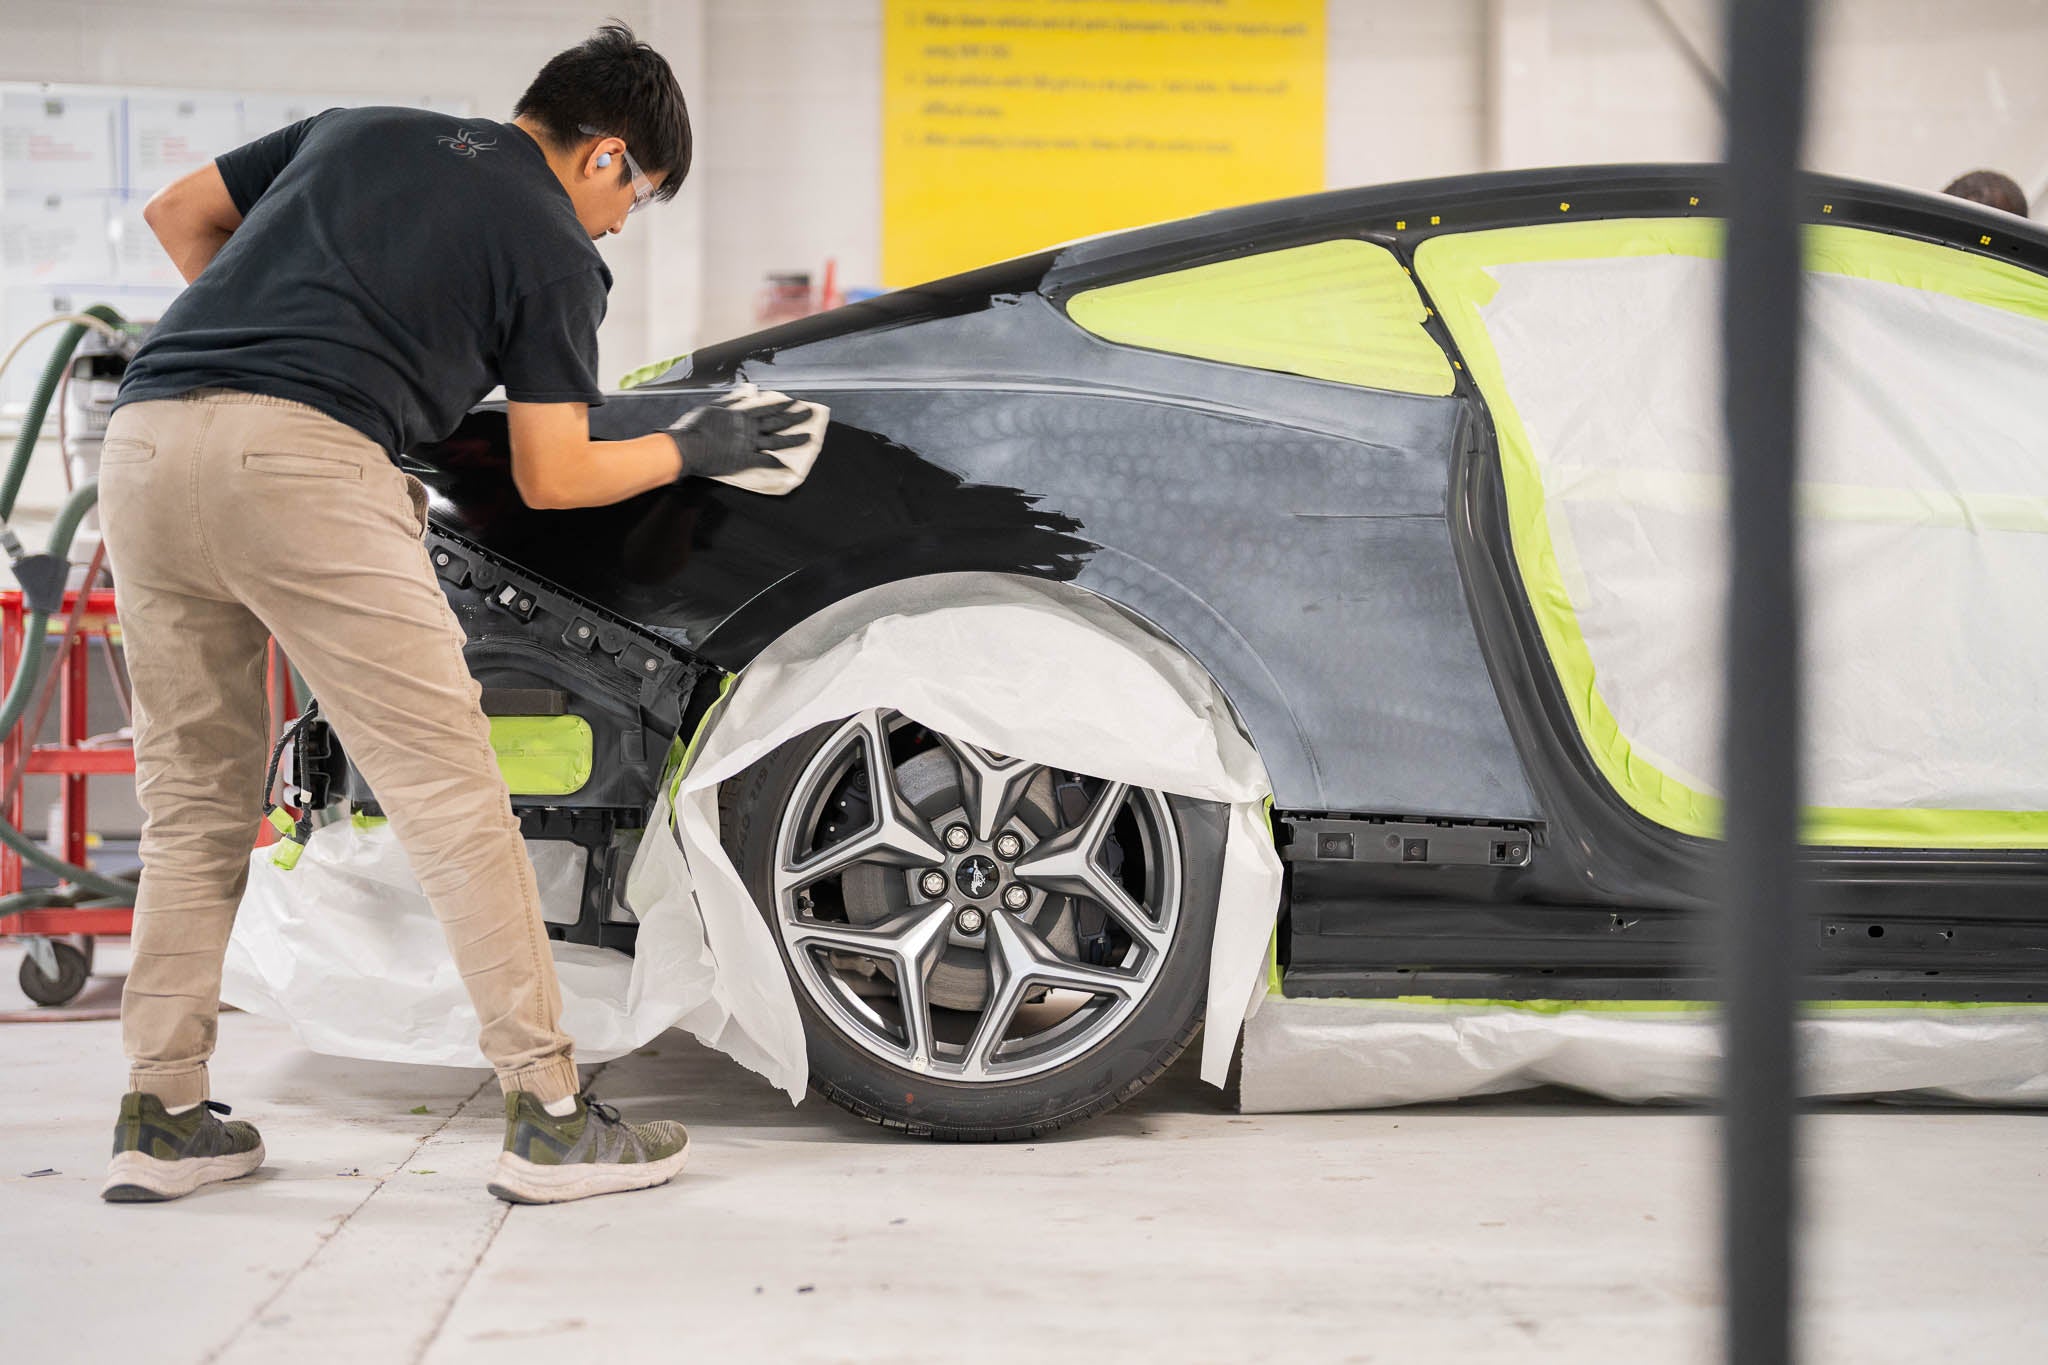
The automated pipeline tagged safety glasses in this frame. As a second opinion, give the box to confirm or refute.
[578,124,654,214]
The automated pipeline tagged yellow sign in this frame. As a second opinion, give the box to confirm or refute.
[883,0,1325,286]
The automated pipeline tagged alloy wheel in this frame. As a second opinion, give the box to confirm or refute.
[771,710,1183,1081]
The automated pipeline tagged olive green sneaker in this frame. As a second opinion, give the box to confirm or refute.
[101,1093,265,1203]
[487,1092,690,1205]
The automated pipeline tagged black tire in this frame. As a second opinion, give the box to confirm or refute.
[19,940,91,1007]
[724,720,1228,1141]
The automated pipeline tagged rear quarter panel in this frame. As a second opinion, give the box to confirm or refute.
[414,288,1534,817]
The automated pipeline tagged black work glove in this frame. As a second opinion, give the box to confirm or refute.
[666,385,829,494]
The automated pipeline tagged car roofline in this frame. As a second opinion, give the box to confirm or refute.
[653,163,2048,390]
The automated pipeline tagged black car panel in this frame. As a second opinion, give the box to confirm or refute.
[402,163,2048,1009]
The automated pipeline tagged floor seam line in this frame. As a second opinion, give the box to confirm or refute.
[197,1075,497,1365]
[409,1195,512,1364]
[411,1061,612,1363]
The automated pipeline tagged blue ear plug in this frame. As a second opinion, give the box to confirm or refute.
[596,152,613,167]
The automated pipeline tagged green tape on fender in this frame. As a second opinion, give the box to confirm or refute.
[667,672,738,805]
[617,353,690,391]
[489,714,593,797]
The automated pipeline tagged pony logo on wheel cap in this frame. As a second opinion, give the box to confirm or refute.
[955,856,998,900]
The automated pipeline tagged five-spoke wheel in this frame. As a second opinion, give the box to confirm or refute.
[771,709,1181,1081]
[726,708,1224,1139]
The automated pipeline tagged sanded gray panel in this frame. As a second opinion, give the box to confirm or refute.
[800,384,1534,818]
[643,291,1536,817]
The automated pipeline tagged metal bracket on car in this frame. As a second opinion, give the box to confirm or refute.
[424,526,697,726]
[1278,813,1537,868]
[517,806,640,953]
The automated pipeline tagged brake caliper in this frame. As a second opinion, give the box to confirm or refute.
[1055,774,1119,966]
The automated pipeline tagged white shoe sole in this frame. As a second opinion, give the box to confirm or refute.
[486,1136,690,1205]
[102,1142,266,1202]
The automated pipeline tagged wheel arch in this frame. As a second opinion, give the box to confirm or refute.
[692,568,1279,1134]
[695,548,1319,807]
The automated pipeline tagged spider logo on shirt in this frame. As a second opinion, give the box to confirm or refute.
[436,129,498,158]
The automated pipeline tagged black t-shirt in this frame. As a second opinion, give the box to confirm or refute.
[116,107,610,458]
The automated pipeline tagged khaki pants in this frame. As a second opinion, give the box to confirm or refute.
[99,389,579,1106]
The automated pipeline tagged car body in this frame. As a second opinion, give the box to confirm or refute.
[390,164,2048,1130]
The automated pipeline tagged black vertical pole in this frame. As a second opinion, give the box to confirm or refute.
[1719,1,1812,1363]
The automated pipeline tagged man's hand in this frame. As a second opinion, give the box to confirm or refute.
[506,388,829,511]
[667,385,829,495]
[142,165,245,284]
[668,393,809,478]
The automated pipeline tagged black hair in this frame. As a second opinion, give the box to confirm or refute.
[1942,169,2028,218]
[514,21,691,201]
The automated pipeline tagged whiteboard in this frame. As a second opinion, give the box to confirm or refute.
[0,82,468,408]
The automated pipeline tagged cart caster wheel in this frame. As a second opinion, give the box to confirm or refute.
[19,941,90,1007]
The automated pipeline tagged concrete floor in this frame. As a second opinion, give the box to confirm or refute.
[2,944,2044,1364]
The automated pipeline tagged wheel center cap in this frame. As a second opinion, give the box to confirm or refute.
[955,855,1000,901]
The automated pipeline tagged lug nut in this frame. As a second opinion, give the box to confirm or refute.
[993,832,1023,859]
[957,907,986,934]
[1002,884,1031,911]
[943,823,972,851]
[920,870,948,898]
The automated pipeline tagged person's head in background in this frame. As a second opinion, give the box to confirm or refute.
[1942,169,2029,218]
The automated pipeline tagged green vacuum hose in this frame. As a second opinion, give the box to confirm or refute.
[1,305,141,912]
[1,303,129,523]
[0,481,138,901]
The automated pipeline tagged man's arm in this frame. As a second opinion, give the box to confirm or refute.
[506,401,682,509]
[142,164,244,285]
[147,111,324,283]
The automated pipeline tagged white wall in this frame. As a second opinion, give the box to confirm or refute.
[642,0,710,368]
[1525,0,1721,165]
[697,0,880,346]
[694,0,2048,336]
[1327,0,1488,187]
[1463,0,2048,192]
[7,0,2046,356]
[1810,0,2048,196]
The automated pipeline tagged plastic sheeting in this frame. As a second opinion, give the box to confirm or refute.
[1237,994,2048,1112]
[223,828,674,1066]
[223,573,1283,1097]
[1416,219,2048,846]
[633,573,1284,1100]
